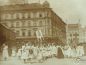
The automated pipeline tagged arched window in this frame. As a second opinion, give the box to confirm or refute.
[28,21,31,26]
[28,13,31,18]
[24,13,28,18]
[22,29,26,36]
[16,13,20,19]
[39,13,42,17]
[5,14,11,19]
[16,21,20,27]
[22,31,26,36]
[33,22,37,26]
[11,22,14,27]
[22,21,26,27]
[28,30,31,36]
[33,28,37,36]
[39,21,42,26]
[16,30,20,36]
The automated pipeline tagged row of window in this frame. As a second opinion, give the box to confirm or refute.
[1,12,50,20]
[14,28,52,37]
[69,33,79,37]
[5,20,51,28]
[16,30,35,37]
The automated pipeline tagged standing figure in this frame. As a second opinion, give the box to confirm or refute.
[11,47,16,57]
[33,46,38,59]
[21,44,27,63]
[28,46,34,61]
[37,47,43,63]
[2,44,9,60]
[17,48,22,59]
[71,46,77,57]
[65,46,72,58]
[57,47,64,58]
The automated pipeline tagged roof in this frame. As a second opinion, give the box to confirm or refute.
[67,24,80,30]
[67,24,79,27]
[0,2,66,26]
[0,3,50,11]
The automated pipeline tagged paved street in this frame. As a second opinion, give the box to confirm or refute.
[0,56,86,65]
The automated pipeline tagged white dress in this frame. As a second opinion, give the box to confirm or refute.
[17,49,22,57]
[80,46,84,56]
[33,47,38,57]
[28,46,34,59]
[67,47,72,57]
[3,45,9,59]
[37,50,42,60]
[11,48,16,57]
[71,48,77,57]
[21,50,28,59]
[21,46,29,60]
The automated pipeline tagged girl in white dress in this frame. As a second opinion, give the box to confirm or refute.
[37,48,43,62]
[11,47,16,57]
[21,45,28,63]
[77,46,84,57]
[17,48,22,59]
[33,46,38,59]
[2,44,9,60]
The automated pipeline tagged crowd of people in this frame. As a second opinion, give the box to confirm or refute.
[11,43,63,63]
[1,42,85,63]
[63,45,84,58]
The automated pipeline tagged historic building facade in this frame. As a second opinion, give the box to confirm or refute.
[0,1,66,45]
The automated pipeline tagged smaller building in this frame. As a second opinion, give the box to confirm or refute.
[79,26,86,44]
[66,24,80,46]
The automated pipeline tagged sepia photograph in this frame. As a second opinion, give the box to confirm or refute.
[0,0,86,65]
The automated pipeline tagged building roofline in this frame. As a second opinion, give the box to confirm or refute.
[0,3,66,25]
[0,23,16,34]
[0,3,51,11]
[50,9,66,25]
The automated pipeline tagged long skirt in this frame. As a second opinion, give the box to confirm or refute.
[37,53,42,60]
[57,47,64,58]
[12,50,16,57]
[21,51,28,60]
[3,49,9,59]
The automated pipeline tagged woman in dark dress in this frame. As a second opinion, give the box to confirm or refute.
[57,47,64,58]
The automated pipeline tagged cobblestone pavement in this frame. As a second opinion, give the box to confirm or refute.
[0,56,86,65]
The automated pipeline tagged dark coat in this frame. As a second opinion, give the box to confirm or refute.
[57,47,64,58]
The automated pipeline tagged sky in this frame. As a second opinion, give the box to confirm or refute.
[0,0,86,26]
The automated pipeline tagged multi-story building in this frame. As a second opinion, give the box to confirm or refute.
[0,1,66,45]
[66,24,80,46]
